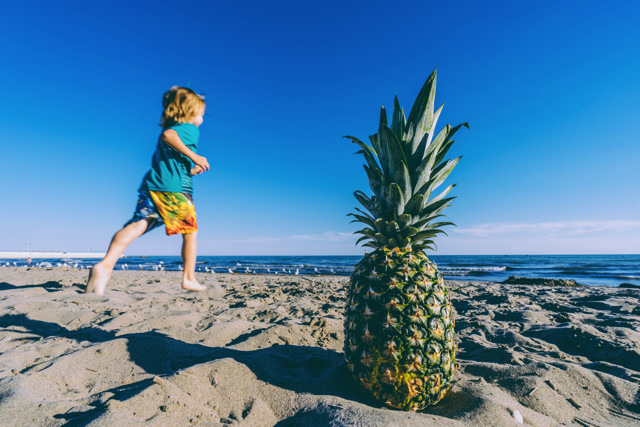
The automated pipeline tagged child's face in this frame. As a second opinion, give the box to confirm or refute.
[190,106,205,127]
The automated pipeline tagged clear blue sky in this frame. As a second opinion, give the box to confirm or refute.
[1,0,639,255]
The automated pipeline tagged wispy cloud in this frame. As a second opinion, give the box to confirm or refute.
[454,220,640,237]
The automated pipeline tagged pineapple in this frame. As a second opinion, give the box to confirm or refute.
[344,68,468,411]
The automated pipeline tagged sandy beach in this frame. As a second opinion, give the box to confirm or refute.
[0,267,638,426]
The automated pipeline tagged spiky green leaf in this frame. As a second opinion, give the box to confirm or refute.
[400,226,420,238]
[421,222,456,234]
[378,105,388,128]
[390,95,406,140]
[413,149,438,194]
[354,207,375,221]
[418,208,455,231]
[427,122,468,160]
[374,233,388,245]
[356,235,373,245]
[348,213,376,228]
[406,69,437,154]
[384,183,405,216]
[404,193,425,216]
[344,135,379,170]
[423,196,456,217]
[397,213,412,227]
[379,126,410,190]
[426,184,457,208]
[363,164,384,197]
[426,157,461,196]
[410,103,444,169]
[413,156,460,203]
[354,227,376,236]
[354,190,374,215]
[413,229,446,242]
[412,214,446,230]
[386,221,400,234]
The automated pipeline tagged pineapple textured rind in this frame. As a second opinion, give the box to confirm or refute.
[344,247,457,411]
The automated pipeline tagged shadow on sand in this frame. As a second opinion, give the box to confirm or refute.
[0,281,71,292]
[0,313,369,424]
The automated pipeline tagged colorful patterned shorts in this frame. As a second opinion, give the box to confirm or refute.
[125,191,197,236]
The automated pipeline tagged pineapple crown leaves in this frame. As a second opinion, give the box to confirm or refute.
[345,68,469,251]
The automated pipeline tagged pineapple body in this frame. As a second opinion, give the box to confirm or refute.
[344,246,456,411]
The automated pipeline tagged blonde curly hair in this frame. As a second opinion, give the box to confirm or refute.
[160,86,206,128]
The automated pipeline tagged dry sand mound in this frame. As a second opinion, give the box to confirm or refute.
[0,267,638,426]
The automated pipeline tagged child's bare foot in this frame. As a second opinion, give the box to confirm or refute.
[182,279,207,292]
[85,264,110,295]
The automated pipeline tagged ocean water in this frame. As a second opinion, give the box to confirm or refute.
[2,254,639,287]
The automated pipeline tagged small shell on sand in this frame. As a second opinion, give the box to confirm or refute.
[513,409,524,424]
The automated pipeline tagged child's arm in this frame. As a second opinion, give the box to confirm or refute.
[161,129,210,172]
[191,165,204,175]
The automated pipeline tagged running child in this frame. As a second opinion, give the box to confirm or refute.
[86,86,211,295]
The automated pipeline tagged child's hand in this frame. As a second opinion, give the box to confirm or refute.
[191,165,204,175]
[192,154,210,172]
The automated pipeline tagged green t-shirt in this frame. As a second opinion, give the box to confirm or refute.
[139,123,199,194]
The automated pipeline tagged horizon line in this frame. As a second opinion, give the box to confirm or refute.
[1,251,639,259]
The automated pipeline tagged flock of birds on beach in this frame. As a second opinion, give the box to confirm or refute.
[1,260,344,276]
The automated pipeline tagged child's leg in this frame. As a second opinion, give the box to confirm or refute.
[180,231,206,291]
[86,219,149,295]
